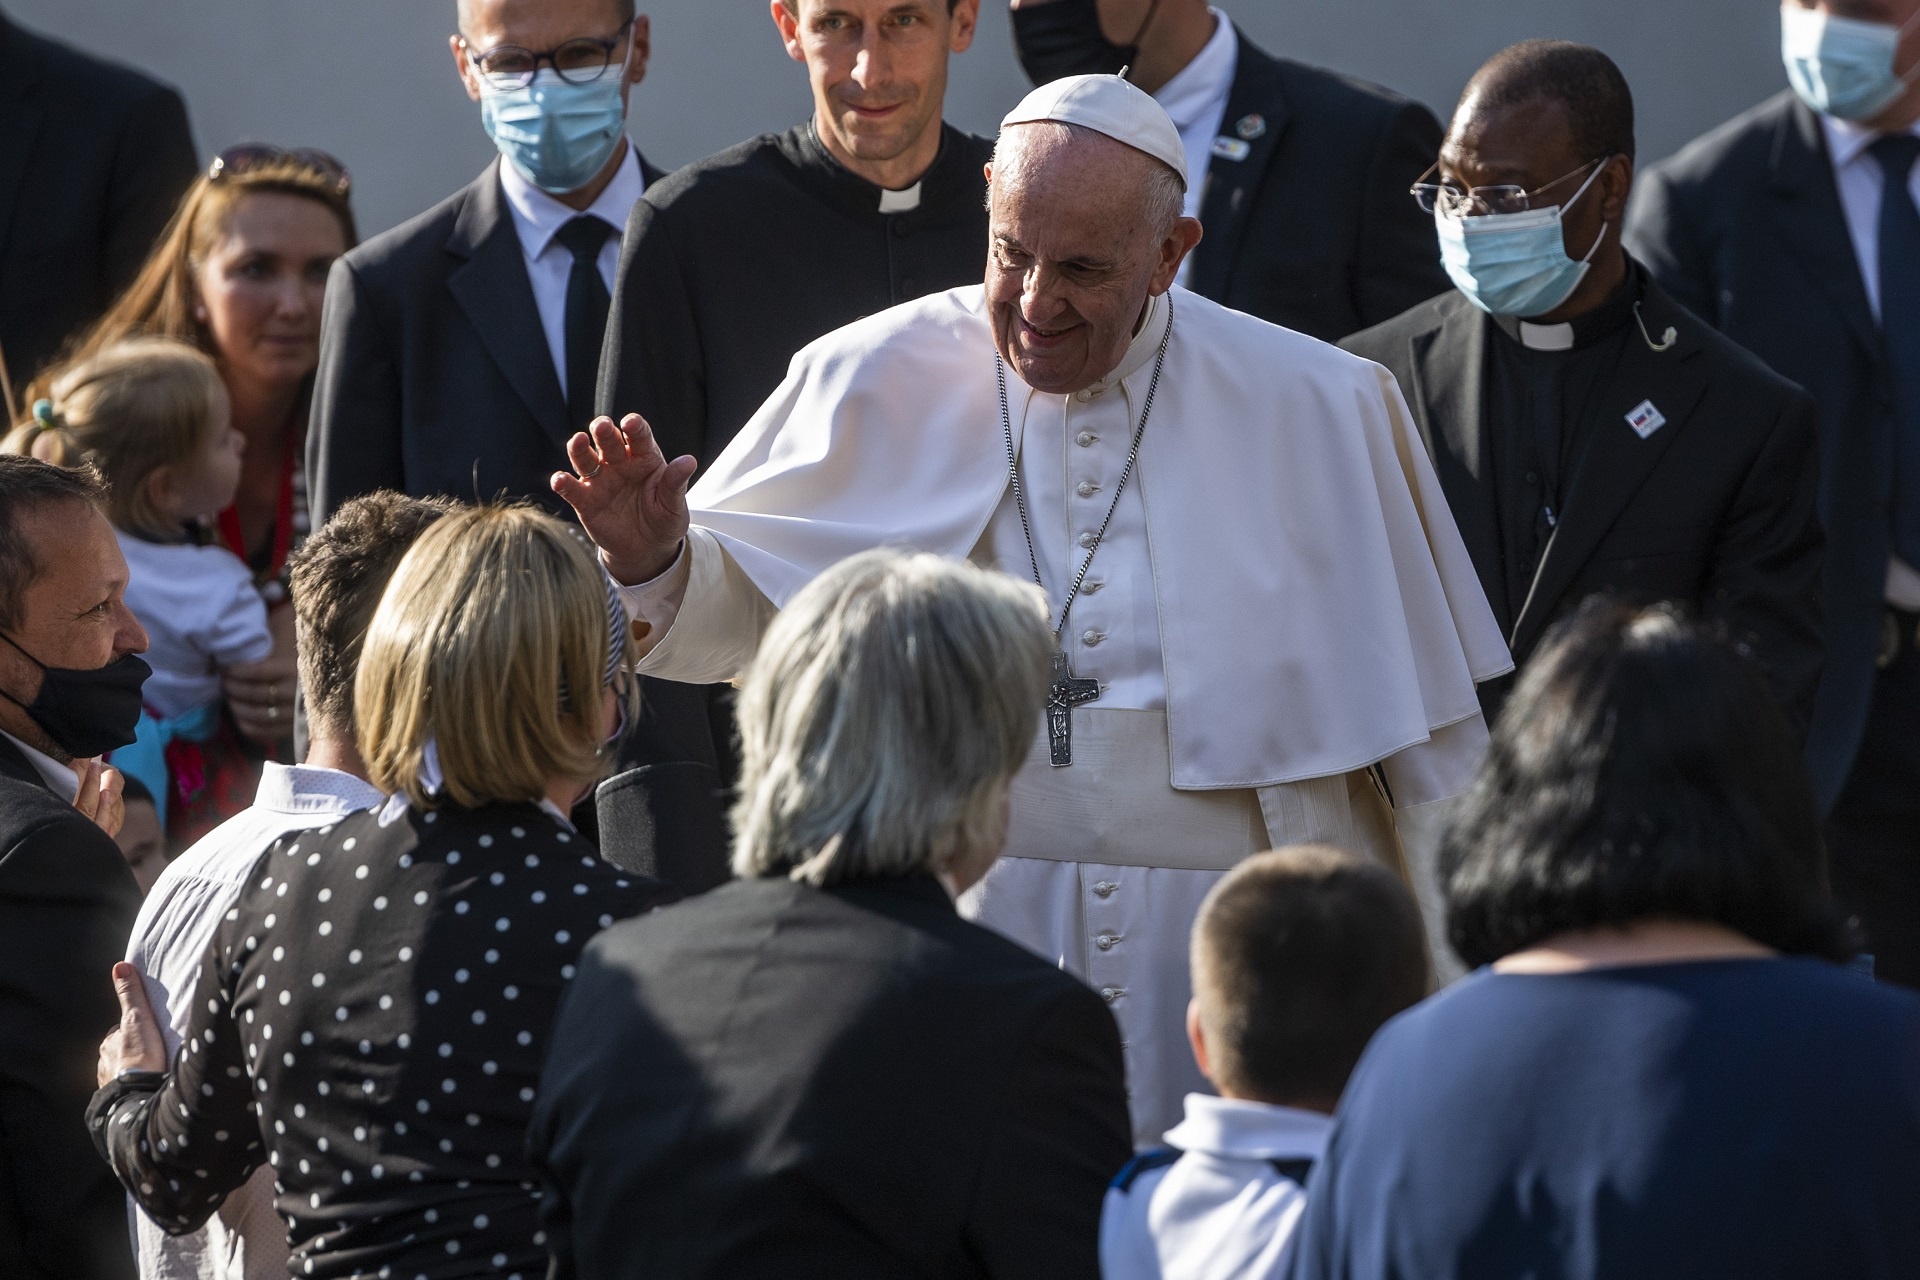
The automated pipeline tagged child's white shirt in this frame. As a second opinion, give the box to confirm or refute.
[117,532,273,720]
[1099,1093,1332,1280]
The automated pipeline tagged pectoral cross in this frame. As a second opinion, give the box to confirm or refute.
[1047,650,1101,767]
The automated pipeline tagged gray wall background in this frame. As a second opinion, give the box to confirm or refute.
[7,0,1781,238]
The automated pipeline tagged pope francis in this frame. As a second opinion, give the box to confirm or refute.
[556,74,1511,1144]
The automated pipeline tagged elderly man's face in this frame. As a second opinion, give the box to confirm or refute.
[0,503,149,742]
[985,127,1200,395]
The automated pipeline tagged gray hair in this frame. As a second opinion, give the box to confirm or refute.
[990,120,1187,237]
[730,549,1054,887]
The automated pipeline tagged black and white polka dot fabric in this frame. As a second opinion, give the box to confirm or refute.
[88,801,674,1279]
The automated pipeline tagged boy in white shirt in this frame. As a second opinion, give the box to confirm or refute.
[1100,845,1430,1280]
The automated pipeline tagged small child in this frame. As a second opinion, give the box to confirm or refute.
[1100,845,1430,1280]
[4,339,270,832]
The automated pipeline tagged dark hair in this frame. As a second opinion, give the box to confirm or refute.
[0,455,107,631]
[1442,601,1852,967]
[120,773,155,807]
[1191,845,1429,1106]
[286,491,458,740]
[1462,39,1636,162]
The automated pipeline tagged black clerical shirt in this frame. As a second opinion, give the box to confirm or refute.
[598,121,995,468]
[1484,269,1641,623]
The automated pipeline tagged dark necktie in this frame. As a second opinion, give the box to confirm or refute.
[1871,134,1920,564]
[554,215,616,431]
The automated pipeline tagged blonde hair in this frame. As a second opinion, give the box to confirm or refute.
[731,549,1054,887]
[2,338,227,539]
[353,504,634,810]
[23,156,357,408]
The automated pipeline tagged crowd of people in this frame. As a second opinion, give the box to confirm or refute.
[3,0,1920,1277]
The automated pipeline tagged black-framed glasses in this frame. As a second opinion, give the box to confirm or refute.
[1410,156,1612,218]
[208,144,352,197]
[461,20,633,88]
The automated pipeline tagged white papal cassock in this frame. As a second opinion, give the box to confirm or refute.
[618,283,1512,1144]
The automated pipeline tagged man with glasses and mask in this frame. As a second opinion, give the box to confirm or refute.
[1008,0,1449,342]
[309,0,728,876]
[0,455,148,1280]
[1627,1,1920,991]
[1344,43,1823,967]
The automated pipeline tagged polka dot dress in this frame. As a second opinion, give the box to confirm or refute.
[89,801,674,1279]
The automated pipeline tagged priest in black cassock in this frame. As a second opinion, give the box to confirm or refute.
[1342,41,1824,731]
[595,0,994,467]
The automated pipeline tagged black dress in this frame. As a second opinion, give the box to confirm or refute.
[89,800,674,1279]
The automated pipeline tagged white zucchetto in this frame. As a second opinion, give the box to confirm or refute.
[999,73,1189,187]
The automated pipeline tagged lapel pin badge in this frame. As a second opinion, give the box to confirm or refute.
[1235,113,1266,140]
[1625,400,1667,439]
[1212,136,1251,161]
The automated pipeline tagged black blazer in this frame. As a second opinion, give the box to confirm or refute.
[530,873,1132,1280]
[1342,274,1825,724]
[0,735,141,1280]
[1183,28,1450,343]
[0,11,197,391]
[1625,92,1895,812]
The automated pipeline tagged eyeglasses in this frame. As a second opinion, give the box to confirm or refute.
[1410,156,1611,218]
[207,144,352,197]
[461,21,633,88]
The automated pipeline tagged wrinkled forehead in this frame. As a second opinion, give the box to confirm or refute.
[991,124,1153,230]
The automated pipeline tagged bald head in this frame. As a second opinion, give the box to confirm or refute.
[983,122,1200,395]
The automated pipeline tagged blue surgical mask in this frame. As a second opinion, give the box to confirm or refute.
[1781,4,1920,123]
[479,62,629,194]
[1435,162,1609,318]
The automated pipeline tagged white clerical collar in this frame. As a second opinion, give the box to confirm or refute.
[1154,8,1238,134]
[1162,1092,1332,1161]
[1517,320,1575,351]
[878,182,922,213]
[1,729,78,802]
[499,139,645,261]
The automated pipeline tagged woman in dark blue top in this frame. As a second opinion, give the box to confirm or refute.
[1288,602,1920,1280]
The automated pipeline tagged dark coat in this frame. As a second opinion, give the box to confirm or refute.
[1184,27,1450,342]
[1342,273,1825,724]
[0,11,196,390]
[0,734,141,1280]
[530,873,1132,1280]
[1625,92,1892,811]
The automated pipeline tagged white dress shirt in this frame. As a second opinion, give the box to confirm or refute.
[1820,114,1920,608]
[0,728,77,801]
[125,761,384,1280]
[1153,9,1238,285]
[497,140,645,390]
[1100,1093,1332,1280]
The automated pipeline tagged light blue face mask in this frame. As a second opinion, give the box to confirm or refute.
[1781,4,1920,122]
[479,60,629,195]
[1435,161,1609,318]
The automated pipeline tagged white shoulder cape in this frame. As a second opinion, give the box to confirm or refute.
[682,285,1512,803]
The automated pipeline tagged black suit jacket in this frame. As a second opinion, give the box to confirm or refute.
[1342,275,1824,724]
[1183,28,1449,342]
[0,11,196,391]
[0,735,141,1280]
[530,873,1132,1280]
[1625,92,1895,812]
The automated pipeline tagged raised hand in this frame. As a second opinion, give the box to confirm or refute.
[72,758,125,837]
[551,414,698,585]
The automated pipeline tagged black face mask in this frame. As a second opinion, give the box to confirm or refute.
[0,630,150,760]
[1012,0,1162,86]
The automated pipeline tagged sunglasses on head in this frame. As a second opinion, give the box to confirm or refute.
[207,144,352,197]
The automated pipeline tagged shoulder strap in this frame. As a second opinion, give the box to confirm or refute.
[1109,1145,1183,1193]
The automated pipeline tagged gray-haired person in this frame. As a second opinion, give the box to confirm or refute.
[530,548,1133,1280]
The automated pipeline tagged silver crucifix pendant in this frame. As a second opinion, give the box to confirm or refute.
[1046,650,1101,766]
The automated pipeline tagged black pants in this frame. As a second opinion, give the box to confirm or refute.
[1827,638,1920,990]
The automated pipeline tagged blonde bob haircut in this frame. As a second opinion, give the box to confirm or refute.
[731,548,1054,887]
[354,503,633,810]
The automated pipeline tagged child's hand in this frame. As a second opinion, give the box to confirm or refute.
[73,758,126,838]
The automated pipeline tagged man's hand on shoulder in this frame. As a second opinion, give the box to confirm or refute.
[551,414,697,585]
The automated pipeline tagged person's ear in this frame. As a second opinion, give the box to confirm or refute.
[1150,216,1204,295]
[450,33,484,104]
[144,466,183,522]
[949,0,981,53]
[1599,154,1634,225]
[1186,998,1214,1082]
[770,0,805,62]
[625,16,651,88]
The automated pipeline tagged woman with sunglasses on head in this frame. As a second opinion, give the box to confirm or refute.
[88,501,676,1280]
[26,145,356,829]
